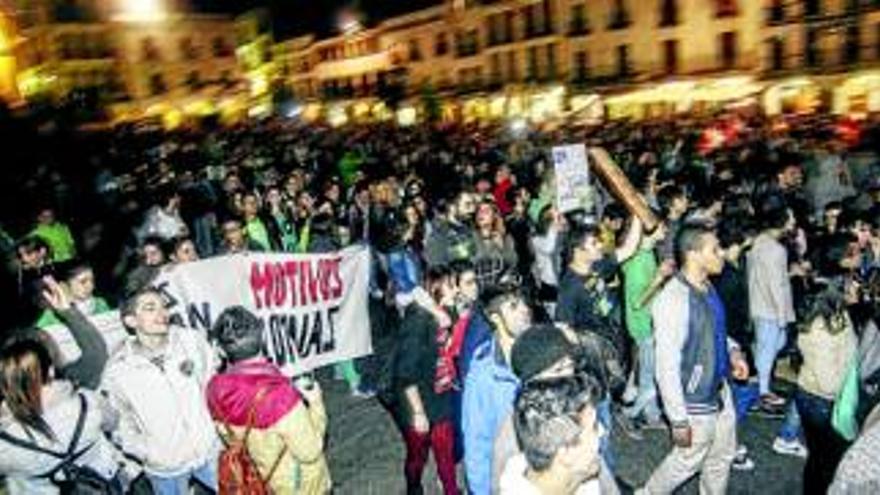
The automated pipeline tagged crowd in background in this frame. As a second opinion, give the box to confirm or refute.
[0,108,880,494]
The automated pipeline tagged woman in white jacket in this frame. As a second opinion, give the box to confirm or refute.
[0,339,123,494]
[101,287,219,495]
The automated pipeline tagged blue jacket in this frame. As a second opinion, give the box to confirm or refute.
[457,307,493,380]
[462,339,520,495]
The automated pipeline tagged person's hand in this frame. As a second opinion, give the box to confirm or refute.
[671,423,692,448]
[659,259,676,278]
[299,379,323,405]
[412,412,430,434]
[41,276,71,312]
[730,350,749,381]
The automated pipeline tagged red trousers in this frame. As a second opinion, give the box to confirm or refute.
[403,419,460,495]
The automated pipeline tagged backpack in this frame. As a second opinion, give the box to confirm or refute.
[217,388,288,495]
[0,393,119,495]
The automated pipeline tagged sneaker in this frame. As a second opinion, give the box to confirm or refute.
[635,416,667,431]
[732,452,755,471]
[351,385,377,399]
[615,412,644,440]
[736,444,749,458]
[772,437,808,459]
[750,402,785,419]
[761,393,787,408]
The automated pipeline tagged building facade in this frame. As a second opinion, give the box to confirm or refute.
[2,0,249,123]
[273,0,880,121]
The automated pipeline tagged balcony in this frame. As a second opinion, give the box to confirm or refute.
[762,45,880,76]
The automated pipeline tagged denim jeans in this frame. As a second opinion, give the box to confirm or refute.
[777,400,802,442]
[795,389,852,495]
[630,337,661,422]
[598,396,615,472]
[146,460,217,495]
[753,318,787,396]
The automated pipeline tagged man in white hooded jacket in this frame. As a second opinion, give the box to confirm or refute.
[101,287,219,495]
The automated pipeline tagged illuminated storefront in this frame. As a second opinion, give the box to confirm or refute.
[764,78,822,116]
[833,72,880,116]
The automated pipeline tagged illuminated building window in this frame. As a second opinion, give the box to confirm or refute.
[805,27,820,67]
[659,0,679,28]
[719,31,737,69]
[844,25,860,64]
[526,46,537,81]
[435,33,449,56]
[768,0,785,25]
[876,23,880,58]
[186,71,202,89]
[546,44,557,80]
[409,39,422,61]
[616,44,631,76]
[180,38,198,61]
[213,37,232,58]
[504,12,515,43]
[490,53,501,85]
[507,51,518,81]
[663,39,678,74]
[149,73,167,95]
[769,37,784,71]
[569,4,590,36]
[142,38,160,62]
[716,0,738,18]
[573,51,589,82]
[609,0,631,30]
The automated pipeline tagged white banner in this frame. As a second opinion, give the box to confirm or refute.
[552,143,592,213]
[152,246,373,375]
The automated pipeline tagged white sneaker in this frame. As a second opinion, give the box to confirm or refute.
[772,437,808,459]
[736,444,749,458]
[732,452,755,471]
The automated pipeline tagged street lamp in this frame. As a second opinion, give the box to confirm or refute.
[115,0,167,22]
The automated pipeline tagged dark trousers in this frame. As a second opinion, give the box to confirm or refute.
[403,419,460,495]
[795,388,852,495]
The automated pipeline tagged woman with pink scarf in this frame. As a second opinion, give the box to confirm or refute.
[206,306,331,494]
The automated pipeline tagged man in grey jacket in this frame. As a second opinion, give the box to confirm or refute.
[746,203,796,408]
[641,225,749,494]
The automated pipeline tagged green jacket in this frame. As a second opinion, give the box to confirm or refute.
[31,223,77,262]
[622,249,658,343]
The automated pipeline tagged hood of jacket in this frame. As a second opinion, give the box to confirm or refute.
[207,359,301,429]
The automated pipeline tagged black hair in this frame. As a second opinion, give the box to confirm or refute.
[513,372,603,472]
[757,196,791,231]
[716,219,746,249]
[656,184,687,217]
[211,306,264,363]
[674,223,715,268]
[60,259,93,282]
[16,236,51,257]
[561,224,601,269]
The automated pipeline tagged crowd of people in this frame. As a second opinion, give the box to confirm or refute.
[0,108,880,495]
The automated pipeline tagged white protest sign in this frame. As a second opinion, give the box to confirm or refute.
[42,311,128,366]
[552,143,592,213]
[152,246,373,375]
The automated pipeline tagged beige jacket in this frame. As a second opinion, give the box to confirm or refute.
[797,314,858,400]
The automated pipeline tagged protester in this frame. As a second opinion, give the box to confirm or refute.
[394,267,461,495]
[641,224,750,494]
[207,306,331,494]
[499,373,605,495]
[0,339,124,494]
[101,287,220,494]
[462,284,532,495]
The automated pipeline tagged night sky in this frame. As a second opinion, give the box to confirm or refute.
[190,0,442,39]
